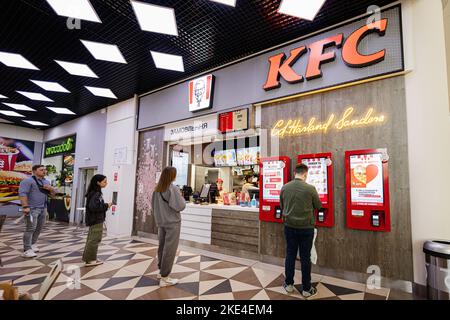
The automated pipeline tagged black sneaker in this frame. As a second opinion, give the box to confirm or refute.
[302,286,318,299]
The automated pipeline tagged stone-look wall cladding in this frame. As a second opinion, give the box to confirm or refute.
[134,127,165,235]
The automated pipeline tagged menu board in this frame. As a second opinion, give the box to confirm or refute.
[262,160,285,201]
[301,157,328,204]
[350,153,384,206]
[214,149,237,167]
[172,151,189,187]
[237,147,260,166]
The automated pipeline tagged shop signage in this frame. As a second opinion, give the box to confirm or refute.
[218,108,249,133]
[44,136,76,158]
[189,74,215,112]
[271,106,385,138]
[263,19,388,90]
[164,114,218,141]
[138,6,403,131]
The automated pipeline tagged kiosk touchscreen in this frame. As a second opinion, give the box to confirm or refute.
[259,156,290,223]
[298,153,334,227]
[345,149,391,232]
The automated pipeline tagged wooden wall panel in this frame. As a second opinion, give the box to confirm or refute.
[211,209,259,253]
[260,77,413,281]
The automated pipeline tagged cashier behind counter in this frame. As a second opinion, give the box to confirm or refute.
[242,175,259,198]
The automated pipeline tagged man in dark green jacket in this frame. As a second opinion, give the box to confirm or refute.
[280,163,322,298]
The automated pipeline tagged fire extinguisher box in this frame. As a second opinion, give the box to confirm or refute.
[345,149,391,232]
[259,156,291,223]
[298,153,334,228]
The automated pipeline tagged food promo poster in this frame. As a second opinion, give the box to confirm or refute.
[262,160,285,201]
[214,149,237,167]
[301,157,328,204]
[0,137,35,205]
[237,147,260,166]
[350,153,384,206]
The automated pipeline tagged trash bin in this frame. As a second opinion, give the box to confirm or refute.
[423,240,450,300]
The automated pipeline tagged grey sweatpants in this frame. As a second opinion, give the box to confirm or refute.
[157,223,181,278]
[23,208,46,251]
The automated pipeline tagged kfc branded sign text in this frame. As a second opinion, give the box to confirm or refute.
[263,19,388,90]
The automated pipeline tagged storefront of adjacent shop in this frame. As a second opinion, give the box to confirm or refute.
[41,135,76,222]
[135,5,415,289]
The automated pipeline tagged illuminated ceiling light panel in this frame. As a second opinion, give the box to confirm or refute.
[278,0,326,21]
[150,51,184,72]
[0,110,25,117]
[131,1,178,36]
[30,80,70,93]
[16,91,54,102]
[55,60,98,78]
[46,0,101,23]
[2,103,36,111]
[209,0,236,7]
[46,107,76,115]
[23,120,49,126]
[0,51,39,70]
[80,40,127,64]
[0,94,7,99]
[85,86,117,99]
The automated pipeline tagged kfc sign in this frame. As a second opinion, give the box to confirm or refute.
[189,74,215,112]
[263,19,388,91]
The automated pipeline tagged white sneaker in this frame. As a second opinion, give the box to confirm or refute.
[157,274,161,279]
[159,277,178,287]
[84,260,103,267]
[32,245,40,252]
[22,249,37,258]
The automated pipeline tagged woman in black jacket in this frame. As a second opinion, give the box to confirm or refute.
[82,174,111,267]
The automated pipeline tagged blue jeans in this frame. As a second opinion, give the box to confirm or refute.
[23,208,46,251]
[284,226,314,291]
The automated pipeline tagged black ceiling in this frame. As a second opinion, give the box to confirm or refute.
[0,0,397,129]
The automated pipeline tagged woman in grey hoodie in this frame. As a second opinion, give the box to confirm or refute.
[151,166,186,287]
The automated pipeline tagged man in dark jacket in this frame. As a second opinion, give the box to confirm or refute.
[280,163,322,298]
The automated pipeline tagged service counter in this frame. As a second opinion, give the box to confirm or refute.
[180,203,259,253]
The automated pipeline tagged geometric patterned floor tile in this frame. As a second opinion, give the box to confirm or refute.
[0,219,400,300]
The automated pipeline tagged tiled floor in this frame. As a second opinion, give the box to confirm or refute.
[0,219,394,300]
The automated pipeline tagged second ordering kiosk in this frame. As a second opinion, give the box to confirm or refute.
[298,153,334,227]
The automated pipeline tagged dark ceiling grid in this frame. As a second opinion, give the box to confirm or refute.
[0,0,397,129]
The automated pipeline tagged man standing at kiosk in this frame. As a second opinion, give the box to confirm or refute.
[280,164,322,298]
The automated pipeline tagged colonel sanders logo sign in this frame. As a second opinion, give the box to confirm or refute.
[189,74,215,112]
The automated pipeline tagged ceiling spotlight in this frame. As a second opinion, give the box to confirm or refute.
[84,86,117,99]
[30,80,70,93]
[131,1,178,36]
[0,110,25,117]
[2,103,36,111]
[278,0,326,21]
[209,0,236,7]
[80,40,127,64]
[0,51,39,70]
[16,91,54,102]
[46,0,101,23]
[23,120,49,126]
[55,60,98,78]
[46,107,76,115]
[150,51,184,72]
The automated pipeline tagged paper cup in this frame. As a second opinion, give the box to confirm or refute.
[0,149,19,171]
